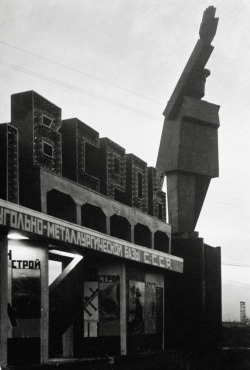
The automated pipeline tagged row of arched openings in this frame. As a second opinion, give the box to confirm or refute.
[47,189,169,253]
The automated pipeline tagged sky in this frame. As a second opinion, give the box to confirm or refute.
[0,0,250,321]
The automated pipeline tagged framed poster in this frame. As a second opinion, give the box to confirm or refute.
[99,278,120,336]
[128,280,145,334]
[145,282,156,334]
[84,281,99,337]
[12,269,41,319]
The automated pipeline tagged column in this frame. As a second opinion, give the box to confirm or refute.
[62,259,73,358]
[76,203,82,225]
[41,245,49,364]
[151,231,154,249]
[0,228,8,369]
[120,263,127,355]
[106,216,110,236]
[63,326,73,358]
[131,225,134,244]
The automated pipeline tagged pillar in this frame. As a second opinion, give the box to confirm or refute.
[120,263,127,355]
[0,228,8,369]
[41,245,49,364]
[63,326,73,358]
[151,231,154,249]
[62,260,74,358]
[76,203,82,225]
[131,226,134,244]
[106,216,110,235]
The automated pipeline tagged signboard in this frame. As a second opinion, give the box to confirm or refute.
[0,199,183,273]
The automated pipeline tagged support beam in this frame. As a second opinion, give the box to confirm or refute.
[63,325,73,358]
[41,245,49,364]
[120,263,127,355]
[0,229,8,369]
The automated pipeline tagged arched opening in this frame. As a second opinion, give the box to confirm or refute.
[47,190,76,223]
[154,231,169,253]
[81,203,106,234]
[134,224,151,248]
[110,215,131,242]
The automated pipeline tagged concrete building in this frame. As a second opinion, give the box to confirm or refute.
[0,6,221,369]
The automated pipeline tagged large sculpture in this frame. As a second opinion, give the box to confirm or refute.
[157,6,220,235]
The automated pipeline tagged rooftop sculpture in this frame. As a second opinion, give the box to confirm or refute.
[157,6,220,235]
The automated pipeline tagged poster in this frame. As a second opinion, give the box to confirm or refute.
[83,281,99,337]
[99,277,120,336]
[128,280,145,334]
[145,282,156,334]
[12,269,41,319]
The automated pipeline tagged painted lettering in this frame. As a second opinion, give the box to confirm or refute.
[11,259,41,269]
[152,254,158,266]
[144,252,151,264]
[37,219,43,235]
[59,225,66,239]
[47,222,55,238]
[55,224,60,239]
[10,211,17,228]
[4,209,10,225]
[23,260,28,268]
[17,213,24,230]
[159,256,165,268]
[166,258,172,270]
[86,234,91,248]
[8,250,12,260]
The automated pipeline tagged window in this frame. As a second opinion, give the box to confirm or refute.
[43,142,53,157]
[42,115,53,127]
[114,158,120,174]
[137,172,143,199]
[158,203,163,220]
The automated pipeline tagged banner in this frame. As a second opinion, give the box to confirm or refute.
[0,200,183,273]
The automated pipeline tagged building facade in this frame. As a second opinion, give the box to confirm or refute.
[0,6,221,369]
[0,90,184,366]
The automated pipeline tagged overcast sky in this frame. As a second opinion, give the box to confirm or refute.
[0,0,250,321]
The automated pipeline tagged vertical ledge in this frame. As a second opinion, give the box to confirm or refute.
[63,326,73,358]
[76,203,82,225]
[151,232,154,249]
[120,263,127,355]
[41,244,49,364]
[0,229,8,369]
[131,226,134,244]
[62,259,73,358]
[106,216,110,235]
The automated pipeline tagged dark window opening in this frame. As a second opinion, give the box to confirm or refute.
[158,203,163,220]
[134,223,151,248]
[114,158,120,174]
[154,231,169,253]
[43,142,53,157]
[110,214,131,242]
[47,190,76,223]
[42,115,53,127]
[81,203,106,234]
[137,172,143,199]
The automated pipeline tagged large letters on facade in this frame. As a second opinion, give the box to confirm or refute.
[0,91,166,220]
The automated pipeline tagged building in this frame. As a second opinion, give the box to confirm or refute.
[0,6,221,369]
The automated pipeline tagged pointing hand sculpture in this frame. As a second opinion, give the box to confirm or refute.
[199,6,219,44]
